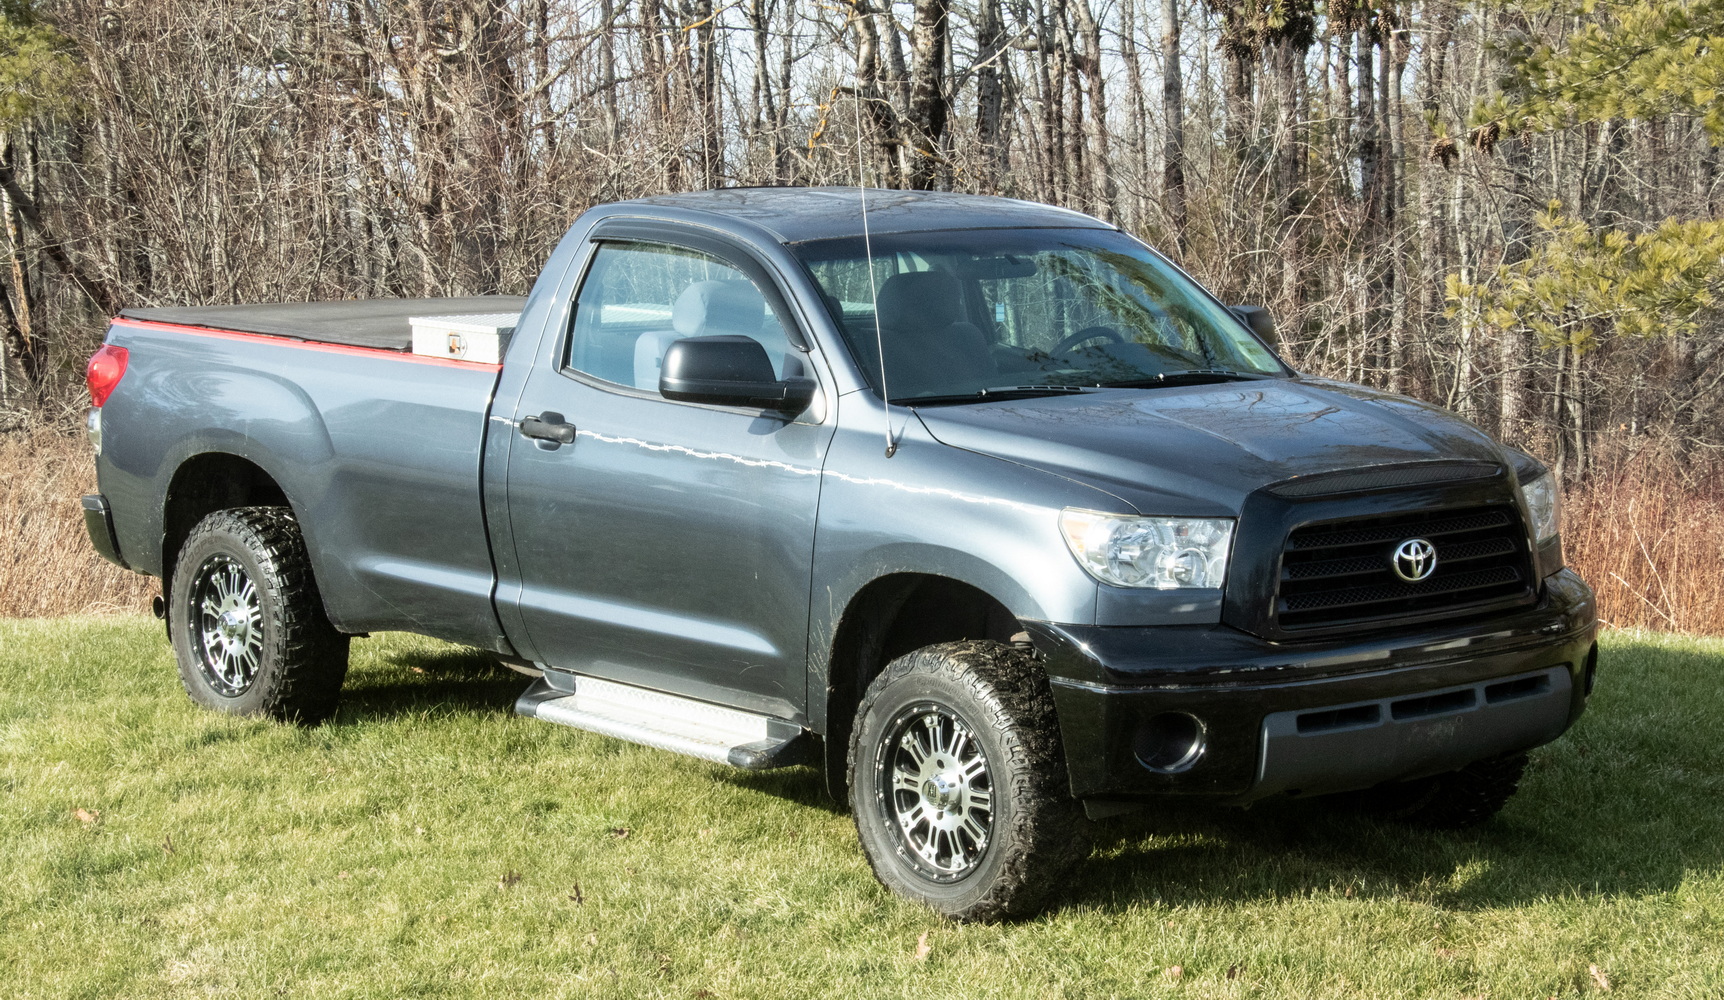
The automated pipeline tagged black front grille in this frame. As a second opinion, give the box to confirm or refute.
[1275,504,1534,631]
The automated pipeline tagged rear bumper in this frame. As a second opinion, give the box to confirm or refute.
[1029,568,1597,803]
[81,494,129,569]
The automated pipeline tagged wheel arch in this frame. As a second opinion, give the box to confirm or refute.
[160,452,295,626]
[817,571,1029,801]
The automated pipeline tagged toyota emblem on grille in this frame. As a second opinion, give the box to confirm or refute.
[1391,538,1438,583]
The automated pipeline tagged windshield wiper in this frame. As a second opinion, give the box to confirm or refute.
[1099,369,1272,388]
[895,385,1093,406]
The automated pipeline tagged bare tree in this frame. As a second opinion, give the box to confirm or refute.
[0,0,1717,479]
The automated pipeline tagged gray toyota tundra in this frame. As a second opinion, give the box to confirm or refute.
[81,188,1597,920]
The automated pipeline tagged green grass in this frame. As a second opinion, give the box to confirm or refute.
[2,619,1721,998]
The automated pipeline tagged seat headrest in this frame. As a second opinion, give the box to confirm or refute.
[875,271,962,332]
[673,280,766,337]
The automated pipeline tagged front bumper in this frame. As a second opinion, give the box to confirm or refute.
[1028,568,1597,803]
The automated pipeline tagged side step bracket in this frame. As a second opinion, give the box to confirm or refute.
[515,674,813,771]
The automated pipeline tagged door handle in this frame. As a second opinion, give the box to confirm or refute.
[519,412,576,445]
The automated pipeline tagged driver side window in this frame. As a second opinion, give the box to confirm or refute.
[567,242,797,390]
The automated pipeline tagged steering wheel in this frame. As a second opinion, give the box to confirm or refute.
[1052,325,1126,355]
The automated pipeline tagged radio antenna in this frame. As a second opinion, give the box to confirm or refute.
[852,81,897,458]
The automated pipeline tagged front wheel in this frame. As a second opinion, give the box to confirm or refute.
[169,507,350,724]
[848,641,1085,921]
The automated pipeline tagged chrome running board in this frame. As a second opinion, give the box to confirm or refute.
[515,674,812,770]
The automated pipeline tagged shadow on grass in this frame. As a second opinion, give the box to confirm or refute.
[722,765,849,816]
[712,720,1724,912]
[334,643,526,722]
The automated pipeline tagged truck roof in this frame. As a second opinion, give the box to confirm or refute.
[610,187,1114,244]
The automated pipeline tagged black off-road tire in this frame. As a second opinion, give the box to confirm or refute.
[1335,753,1529,830]
[169,506,350,724]
[848,640,1086,921]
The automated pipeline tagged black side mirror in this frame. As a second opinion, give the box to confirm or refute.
[1229,305,1277,348]
[660,335,816,414]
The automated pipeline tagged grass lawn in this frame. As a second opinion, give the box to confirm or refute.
[2,617,1721,998]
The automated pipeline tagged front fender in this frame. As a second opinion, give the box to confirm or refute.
[806,412,1113,732]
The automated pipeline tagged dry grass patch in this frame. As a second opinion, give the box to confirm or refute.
[0,430,154,618]
[1565,473,1724,634]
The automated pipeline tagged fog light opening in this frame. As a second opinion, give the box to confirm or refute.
[1134,712,1206,773]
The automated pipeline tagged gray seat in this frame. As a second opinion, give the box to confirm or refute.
[634,280,769,389]
[873,271,996,396]
[674,279,768,337]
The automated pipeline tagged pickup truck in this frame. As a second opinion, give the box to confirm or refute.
[82,187,1598,920]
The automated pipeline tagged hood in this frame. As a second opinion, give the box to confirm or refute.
[913,377,1510,516]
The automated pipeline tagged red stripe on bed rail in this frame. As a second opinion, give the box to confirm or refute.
[108,317,505,373]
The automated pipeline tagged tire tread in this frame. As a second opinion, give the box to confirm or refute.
[172,506,349,723]
[848,639,1086,921]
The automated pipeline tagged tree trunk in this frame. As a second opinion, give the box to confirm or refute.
[849,0,899,184]
[1385,16,1409,392]
[693,0,721,186]
[0,156,119,318]
[1070,0,1112,219]
[976,0,1008,192]
[904,0,951,190]
[1118,0,1148,228]
[1160,0,1187,243]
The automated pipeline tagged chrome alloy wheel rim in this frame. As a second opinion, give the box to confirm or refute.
[189,555,262,696]
[875,703,995,881]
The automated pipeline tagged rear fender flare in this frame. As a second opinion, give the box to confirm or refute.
[146,370,334,580]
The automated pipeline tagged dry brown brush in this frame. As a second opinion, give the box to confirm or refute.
[1564,473,1724,636]
[1,429,153,617]
[3,427,1718,636]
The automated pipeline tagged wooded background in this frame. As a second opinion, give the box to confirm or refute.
[3,0,1724,467]
[1,0,1722,628]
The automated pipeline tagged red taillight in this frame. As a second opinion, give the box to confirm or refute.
[86,344,129,407]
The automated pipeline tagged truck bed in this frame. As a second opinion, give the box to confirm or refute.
[118,296,527,352]
[97,308,516,649]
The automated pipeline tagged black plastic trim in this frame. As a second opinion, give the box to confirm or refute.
[512,675,566,716]
[1265,460,1502,498]
[728,732,816,770]
[80,494,128,569]
[1252,666,1571,800]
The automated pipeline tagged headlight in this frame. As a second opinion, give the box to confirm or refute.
[1059,510,1235,589]
[1521,471,1562,543]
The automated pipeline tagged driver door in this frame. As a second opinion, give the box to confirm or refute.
[501,237,832,720]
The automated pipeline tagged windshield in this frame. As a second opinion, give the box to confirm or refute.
[793,228,1285,402]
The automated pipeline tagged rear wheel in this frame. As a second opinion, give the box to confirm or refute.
[1333,753,1529,830]
[849,640,1085,921]
[170,507,349,724]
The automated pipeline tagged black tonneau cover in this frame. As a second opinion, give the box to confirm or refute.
[117,296,527,352]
